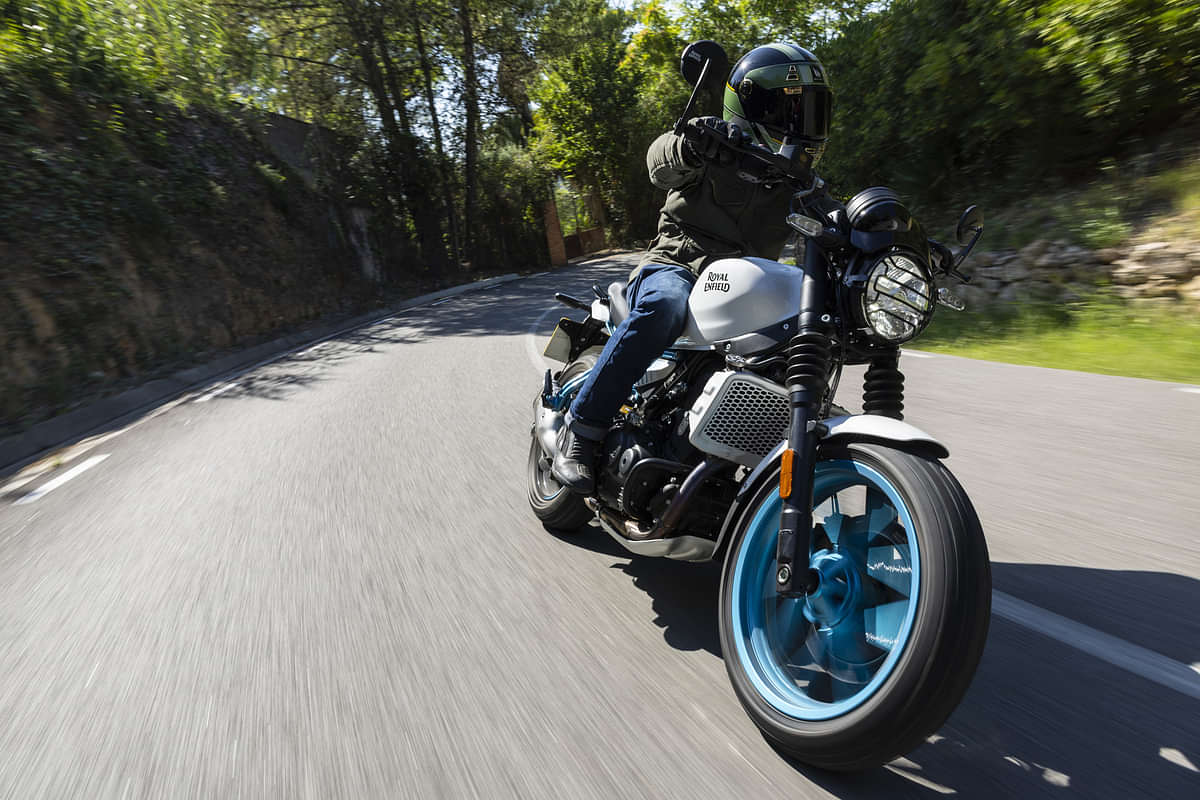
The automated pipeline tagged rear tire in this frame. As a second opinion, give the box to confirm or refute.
[527,355,597,533]
[719,443,991,771]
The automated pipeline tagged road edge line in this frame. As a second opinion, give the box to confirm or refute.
[992,590,1200,701]
[0,271,530,475]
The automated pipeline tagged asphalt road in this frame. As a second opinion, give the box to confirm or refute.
[1,253,1198,799]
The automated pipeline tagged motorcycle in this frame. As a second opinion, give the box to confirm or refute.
[526,41,991,771]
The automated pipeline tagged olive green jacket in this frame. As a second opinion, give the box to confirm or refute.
[634,131,795,279]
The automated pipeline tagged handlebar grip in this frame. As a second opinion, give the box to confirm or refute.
[679,118,811,183]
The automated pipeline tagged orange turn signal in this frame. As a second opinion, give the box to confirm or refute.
[780,449,796,499]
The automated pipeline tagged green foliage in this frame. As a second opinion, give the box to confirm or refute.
[0,0,238,104]
[819,0,1200,206]
[254,161,290,212]
[554,183,596,237]
[916,291,1200,384]
[475,141,552,268]
[964,145,1200,250]
[1020,0,1200,125]
[529,2,648,237]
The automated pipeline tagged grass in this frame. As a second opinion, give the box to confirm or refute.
[909,144,1200,383]
[957,146,1200,252]
[913,294,1200,384]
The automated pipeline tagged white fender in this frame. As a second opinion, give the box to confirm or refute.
[734,415,949,504]
[820,414,949,459]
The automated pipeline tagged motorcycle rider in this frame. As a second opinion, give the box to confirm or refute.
[553,43,834,494]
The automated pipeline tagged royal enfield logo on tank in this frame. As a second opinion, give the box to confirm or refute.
[704,272,731,292]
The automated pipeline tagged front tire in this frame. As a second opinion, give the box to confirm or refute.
[719,443,991,771]
[527,355,596,532]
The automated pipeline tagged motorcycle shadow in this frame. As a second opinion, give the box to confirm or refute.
[551,526,1200,797]
[788,562,1200,798]
[546,523,723,656]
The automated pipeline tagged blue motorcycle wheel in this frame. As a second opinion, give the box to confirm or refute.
[719,442,991,771]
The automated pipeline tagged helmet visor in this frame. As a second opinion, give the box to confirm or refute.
[760,86,832,140]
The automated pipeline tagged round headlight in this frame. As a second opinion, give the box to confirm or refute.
[860,252,934,343]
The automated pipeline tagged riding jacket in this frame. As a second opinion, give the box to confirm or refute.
[634,130,796,280]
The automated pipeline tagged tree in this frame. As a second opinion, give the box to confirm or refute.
[457,0,480,264]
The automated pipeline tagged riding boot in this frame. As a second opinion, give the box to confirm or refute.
[552,427,600,495]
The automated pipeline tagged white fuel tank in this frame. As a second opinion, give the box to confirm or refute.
[677,257,805,349]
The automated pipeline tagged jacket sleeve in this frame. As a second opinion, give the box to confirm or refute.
[646,131,701,190]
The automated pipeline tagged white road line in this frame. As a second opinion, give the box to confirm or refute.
[901,350,937,359]
[1176,387,1200,394]
[992,590,1200,701]
[194,381,238,403]
[1160,748,1199,772]
[429,298,452,307]
[1,472,41,494]
[14,455,110,505]
[526,307,559,375]
[885,759,957,794]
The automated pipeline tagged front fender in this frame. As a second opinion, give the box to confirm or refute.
[820,414,948,460]
[709,414,949,559]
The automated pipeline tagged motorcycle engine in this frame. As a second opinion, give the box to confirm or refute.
[596,424,656,511]
[595,360,722,518]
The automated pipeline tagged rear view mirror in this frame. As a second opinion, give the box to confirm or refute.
[955,205,983,246]
[680,40,728,89]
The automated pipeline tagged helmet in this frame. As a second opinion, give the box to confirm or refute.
[723,43,833,169]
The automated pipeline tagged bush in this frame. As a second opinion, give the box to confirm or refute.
[819,0,1200,208]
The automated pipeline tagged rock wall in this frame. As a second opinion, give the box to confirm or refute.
[0,97,382,434]
[956,239,1200,309]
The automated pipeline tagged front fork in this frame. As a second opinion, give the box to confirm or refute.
[775,243,834,597]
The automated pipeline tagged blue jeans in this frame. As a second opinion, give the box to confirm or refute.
[568,263,695,440]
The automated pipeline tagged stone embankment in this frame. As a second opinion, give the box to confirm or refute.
[954,239,1200,308]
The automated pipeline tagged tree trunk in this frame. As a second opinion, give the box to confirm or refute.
[363,6,447,271]
[412,0,463,269]
[344,4,413,247]
[458,0,480,267]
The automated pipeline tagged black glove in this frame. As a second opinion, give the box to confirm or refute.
[683,116,748,166]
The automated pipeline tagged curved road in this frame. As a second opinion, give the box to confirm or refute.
[1,253,1198,798]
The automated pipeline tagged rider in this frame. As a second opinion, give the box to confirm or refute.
[553,43,835,494]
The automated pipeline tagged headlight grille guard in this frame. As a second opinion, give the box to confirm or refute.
[869,248,934,320]
[847,247,936,345]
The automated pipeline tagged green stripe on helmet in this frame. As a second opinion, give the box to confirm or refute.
[767,42,805,61]
[742,63,825,90]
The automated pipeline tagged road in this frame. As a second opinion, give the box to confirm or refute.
[1,253,1198,799]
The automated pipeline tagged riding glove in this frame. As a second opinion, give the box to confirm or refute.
[684,116,748,166]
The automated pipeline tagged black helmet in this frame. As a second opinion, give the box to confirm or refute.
[722,43,833,168]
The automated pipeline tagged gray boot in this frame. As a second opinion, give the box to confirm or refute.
[552,427,600,495]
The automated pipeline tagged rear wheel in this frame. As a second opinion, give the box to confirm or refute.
[527,355,596,532]
[719,443,991,770]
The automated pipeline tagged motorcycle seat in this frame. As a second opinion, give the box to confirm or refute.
[607,281,630,327]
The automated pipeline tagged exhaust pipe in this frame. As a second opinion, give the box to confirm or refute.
[534,404,564,458]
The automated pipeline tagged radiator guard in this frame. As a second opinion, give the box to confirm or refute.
[688,370,789,467]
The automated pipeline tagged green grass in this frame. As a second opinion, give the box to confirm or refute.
[913,294,1200,384]
[955,146,1200,252]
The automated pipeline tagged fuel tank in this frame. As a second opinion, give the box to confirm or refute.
[676,257,805,350]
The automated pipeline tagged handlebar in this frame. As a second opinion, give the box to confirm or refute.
[679,118,813,184]
[927,237,972,282]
